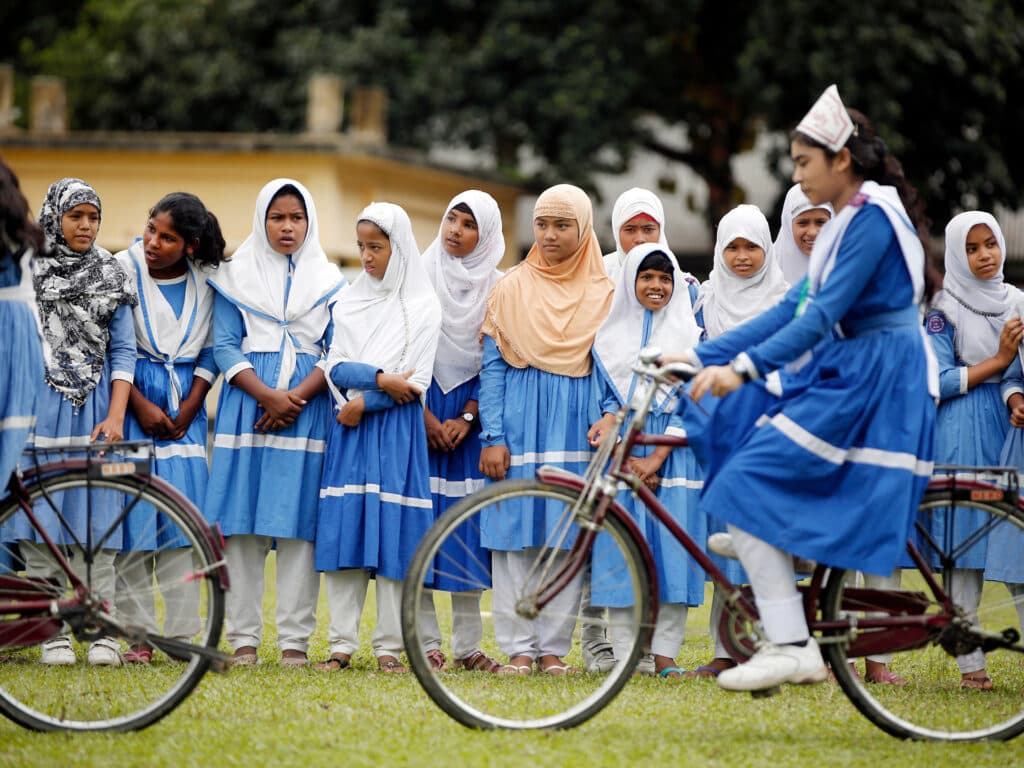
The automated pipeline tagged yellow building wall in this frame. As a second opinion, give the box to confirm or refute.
[0,142,523,268]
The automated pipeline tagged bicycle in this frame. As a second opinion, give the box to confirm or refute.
[0,439,230,732]
[401,349,1024,741]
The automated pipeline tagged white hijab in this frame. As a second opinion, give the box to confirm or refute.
[696,204,788,339]
[774,184,834,287]
[603,187,669,278]
[422,190,504,394]
[207,178,343,389]
[936,211,1023,365]
[116,241,214,416]
[326,202,442,406]
[593,243,701,412]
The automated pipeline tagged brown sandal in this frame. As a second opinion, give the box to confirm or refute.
[377,654,408,674]
[960,671,994,691]
[314,654,351,672]
[453,649,502,673]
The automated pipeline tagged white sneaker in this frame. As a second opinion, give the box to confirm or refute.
[717,638,828,691]
[87,637,122,667]
[40,635,76,666]
[582,637,617,673]
[707,533,817,573]
[635,653,656,676]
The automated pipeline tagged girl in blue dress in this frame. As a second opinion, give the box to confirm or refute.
[114,192,226,663]
[418,191,504,673]
[206,179,344,667]
[315,202,441,673]
[689,203,787,679]
[927,210,1024,690]
[478,183,614,675]
[0,159,44,490]
[20,178,139,666]
[670,85,937,692]
[588,243,703,678]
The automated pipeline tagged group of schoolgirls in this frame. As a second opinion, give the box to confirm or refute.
[7,167,1021,687]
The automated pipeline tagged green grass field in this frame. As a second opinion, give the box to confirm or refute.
[0,566,1020,768]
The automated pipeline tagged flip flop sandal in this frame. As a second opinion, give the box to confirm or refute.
[659,667,687,678]
[497,664,532,676]
[960,672,994,691]
[865,669,907,686]
[314,655,352,672]
[377,655,409,674]
[538,662,581,676]
[453,650,502,673]
[426,649,448,671]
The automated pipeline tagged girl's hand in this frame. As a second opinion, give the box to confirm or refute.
[376,370,422,404]
[690,365,742,401]
[169,398,202,441]
[997,317,1024,365]
[628,455,664,491]
[480,445,511,481]
[441,417,471,448]
[337,396,365,427]
[255,389,305,433]
[131,396,176,439]
[424,408,454,452]
[92,416,124,443]
[587,413,617,447]
[1009,393,1024,428]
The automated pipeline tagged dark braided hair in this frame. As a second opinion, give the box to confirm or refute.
[793,109,939,300]
[149,192,227,269]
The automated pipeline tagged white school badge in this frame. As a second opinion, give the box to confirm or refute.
[796,84,855,152]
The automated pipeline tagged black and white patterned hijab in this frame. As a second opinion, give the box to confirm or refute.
[34,178,137,406]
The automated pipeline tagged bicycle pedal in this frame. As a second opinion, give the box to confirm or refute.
[751,686,781,699]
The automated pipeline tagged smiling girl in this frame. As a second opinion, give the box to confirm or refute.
[114,192,227,662]
[603,187,670,280]
[774,184,833,287]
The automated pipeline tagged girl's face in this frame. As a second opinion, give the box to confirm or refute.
[723,237,766,277]
[791,208,831,256]
[357,220,392,279]
[60,203,100,252]
[533,216,580,264]
[965,223,1002,280]
[635,268,674,311]
[143,210,191,278]
[618,215,661,254]
[443,208,480,258]
[791,140,848,208]
[265,193,308,254]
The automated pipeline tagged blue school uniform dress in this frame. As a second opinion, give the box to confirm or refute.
[478,336,600,550]
[992,357,1024,584]
[118,244,217,548]
[315,201,442,582]
[0,249,43,487]
[682,188,936,576]
[925,309,1012,570]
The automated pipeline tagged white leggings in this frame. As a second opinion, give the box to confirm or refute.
[323,570,403,658]
[728,525,807,645]
[418,589,486,660]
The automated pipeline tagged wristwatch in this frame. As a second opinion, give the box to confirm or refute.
[461,412,476,424]
[729,357,753,383]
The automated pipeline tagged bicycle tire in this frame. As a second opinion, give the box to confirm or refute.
[820,495,1024,742]
[401,478,654,730]
[0,469,226,732]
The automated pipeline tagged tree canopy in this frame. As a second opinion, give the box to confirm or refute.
[6,0,1022,232]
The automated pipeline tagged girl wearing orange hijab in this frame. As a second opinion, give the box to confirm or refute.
[478,184,613,675]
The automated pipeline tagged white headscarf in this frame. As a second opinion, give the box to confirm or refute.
[603,187,669,278]
[774,184,834,286]
[696,204,788,339]
[422,190,504,393]
[326,202,442,406]
[593,243,701,412]
[207,178,343,389]
[116,241,214,416]
[936,211,1023,365]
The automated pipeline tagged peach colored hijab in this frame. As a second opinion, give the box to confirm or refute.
[481,184,613,376]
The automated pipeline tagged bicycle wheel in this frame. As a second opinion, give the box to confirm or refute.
[821,496,1024,741]
[401,478,654,730]
[0,468,226,732]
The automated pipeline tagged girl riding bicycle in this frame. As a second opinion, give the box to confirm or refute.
[673,85,938,692]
